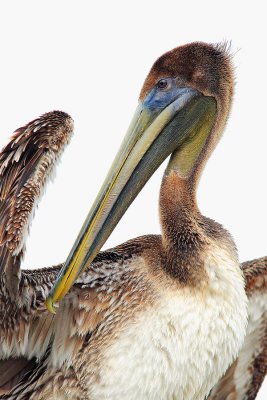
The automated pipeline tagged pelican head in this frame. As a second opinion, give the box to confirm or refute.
[46,42,234,312]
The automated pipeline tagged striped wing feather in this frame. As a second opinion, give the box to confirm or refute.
[0,112,76,393]
[0,111,74,293]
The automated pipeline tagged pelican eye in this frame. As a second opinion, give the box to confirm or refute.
[157,79,168,90]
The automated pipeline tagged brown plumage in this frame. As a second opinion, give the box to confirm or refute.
[0,42,266,399]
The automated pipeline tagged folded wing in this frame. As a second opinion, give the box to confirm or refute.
[209,256,267,400]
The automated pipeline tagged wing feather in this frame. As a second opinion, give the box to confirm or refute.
[0,111,74,293]
[0,251,138,395]
[209,256,267,399]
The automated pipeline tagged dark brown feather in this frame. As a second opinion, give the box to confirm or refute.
[0,358,36,395]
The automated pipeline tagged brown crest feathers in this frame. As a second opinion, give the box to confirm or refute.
[139,41,234,108]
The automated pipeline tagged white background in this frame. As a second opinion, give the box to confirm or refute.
[0,1,266,397]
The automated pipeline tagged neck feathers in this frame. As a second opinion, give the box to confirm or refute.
[159,173,207,284]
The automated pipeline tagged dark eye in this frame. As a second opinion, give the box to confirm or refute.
[157,79,168,90]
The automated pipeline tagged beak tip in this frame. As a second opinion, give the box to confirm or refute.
[45,296,57,314]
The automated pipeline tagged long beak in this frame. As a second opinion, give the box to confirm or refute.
[46,89,216,312]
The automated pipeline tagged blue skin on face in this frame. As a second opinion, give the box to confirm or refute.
[143,77,193,112]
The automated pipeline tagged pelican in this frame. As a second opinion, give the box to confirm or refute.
[0,42,266,399]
